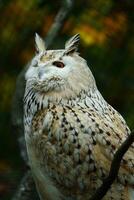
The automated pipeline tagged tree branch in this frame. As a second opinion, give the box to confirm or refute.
[89,130,134,200]
[45,0,74,48]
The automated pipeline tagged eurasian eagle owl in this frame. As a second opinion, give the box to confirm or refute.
[24,34,134,200]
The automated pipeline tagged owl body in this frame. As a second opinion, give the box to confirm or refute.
[24,34,134,200]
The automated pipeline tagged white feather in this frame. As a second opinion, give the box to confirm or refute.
[35,33,46,53]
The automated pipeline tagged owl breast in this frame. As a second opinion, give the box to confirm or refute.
[30,103,101,197]
[24,89,133,200]
[27,98,117,197]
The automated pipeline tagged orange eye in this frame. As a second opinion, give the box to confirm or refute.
[53,61,65,68]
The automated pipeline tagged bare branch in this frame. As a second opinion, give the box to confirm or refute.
[45,0,74,48]
[89,130,134,200]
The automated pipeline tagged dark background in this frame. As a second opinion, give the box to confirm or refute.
[0,0,134,199]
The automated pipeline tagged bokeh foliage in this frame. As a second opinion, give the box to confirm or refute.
[0,0,133,199]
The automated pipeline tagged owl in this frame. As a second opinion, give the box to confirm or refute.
[24,33,134,200]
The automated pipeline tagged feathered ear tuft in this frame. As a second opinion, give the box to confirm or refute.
[35,33,46,53]
[65,34,80,54]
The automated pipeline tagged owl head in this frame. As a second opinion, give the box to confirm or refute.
[25,34,96,100]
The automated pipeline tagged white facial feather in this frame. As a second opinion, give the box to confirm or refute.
[25,34,96,99]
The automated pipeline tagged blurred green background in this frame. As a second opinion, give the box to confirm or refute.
[0,0,134,199]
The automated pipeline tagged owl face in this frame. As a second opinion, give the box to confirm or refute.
[25,34,96,99]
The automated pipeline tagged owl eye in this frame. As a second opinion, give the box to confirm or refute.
[53,61,65,68]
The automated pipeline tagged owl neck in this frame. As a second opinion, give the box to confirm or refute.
[24,86,108,129]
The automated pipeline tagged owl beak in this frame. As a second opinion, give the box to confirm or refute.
[38,68,46,80]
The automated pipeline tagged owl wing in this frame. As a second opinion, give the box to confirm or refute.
[32,104,134,192]
[85,104,134,186]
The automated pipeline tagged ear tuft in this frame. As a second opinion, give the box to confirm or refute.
[65,33,80,54]
[35,33,46,53]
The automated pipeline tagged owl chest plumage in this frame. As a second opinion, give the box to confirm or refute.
[24,89,134,199]
[28,102,101,197]
[23,33,134,199]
